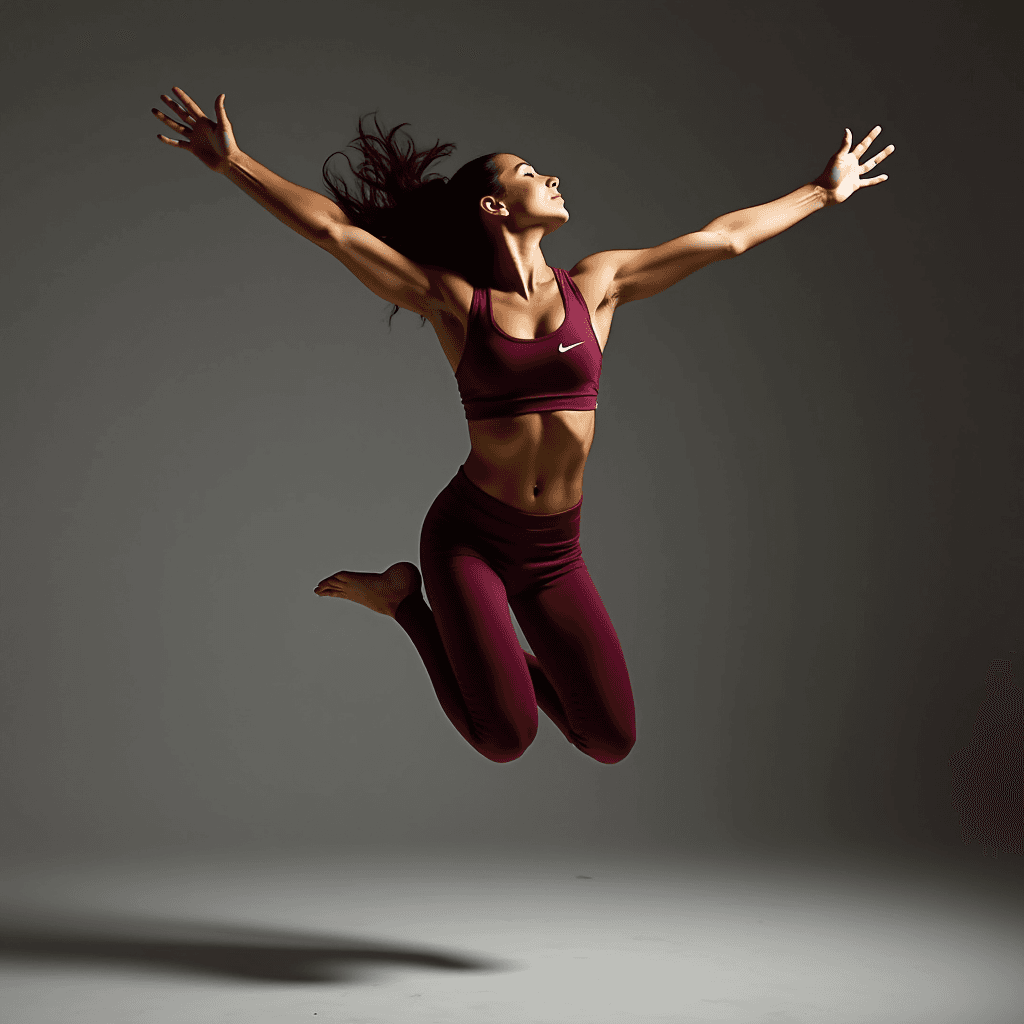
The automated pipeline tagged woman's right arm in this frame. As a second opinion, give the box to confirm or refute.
[153,87,449,317]
[227,149,450,317]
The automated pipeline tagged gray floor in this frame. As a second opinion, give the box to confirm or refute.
[1,845,1021,1024]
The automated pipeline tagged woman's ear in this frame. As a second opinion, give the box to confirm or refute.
[480,195,508,218]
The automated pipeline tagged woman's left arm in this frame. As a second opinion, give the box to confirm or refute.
[578,125,894,306]
[709,125,895,253]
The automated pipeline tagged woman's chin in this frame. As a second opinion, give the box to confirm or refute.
[546,209,570,231]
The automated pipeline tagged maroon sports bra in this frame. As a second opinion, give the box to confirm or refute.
[454,267,602,421]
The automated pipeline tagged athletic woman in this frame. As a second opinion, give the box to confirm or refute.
[153,88,894,765]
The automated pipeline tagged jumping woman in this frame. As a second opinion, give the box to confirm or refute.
[152,88,894,766]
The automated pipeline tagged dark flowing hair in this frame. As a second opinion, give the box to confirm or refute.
[322,114,506,322]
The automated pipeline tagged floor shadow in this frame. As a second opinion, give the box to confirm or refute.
[0,908,516,984]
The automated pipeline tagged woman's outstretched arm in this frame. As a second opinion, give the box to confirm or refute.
[574,125,895,307]
[152,87,452,316]
[706,126,894,253]
[154,88,344,241]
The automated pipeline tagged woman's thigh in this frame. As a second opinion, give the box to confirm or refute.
[420,546,539,757]
[509,565,635,763]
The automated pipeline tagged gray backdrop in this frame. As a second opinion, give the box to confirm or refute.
[2,0,1019,863]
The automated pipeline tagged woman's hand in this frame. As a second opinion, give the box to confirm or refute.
[814,125,895,205]
[152,87,239,174]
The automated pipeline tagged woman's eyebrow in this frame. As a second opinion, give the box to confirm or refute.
[513,161,532,172]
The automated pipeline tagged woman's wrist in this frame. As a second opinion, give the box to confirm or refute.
[810,179,840,207]
[220,148,247,176]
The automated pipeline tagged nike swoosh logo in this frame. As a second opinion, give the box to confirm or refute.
[558,341,584,352]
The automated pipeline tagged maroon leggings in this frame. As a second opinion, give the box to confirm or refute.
[394,465,635,764]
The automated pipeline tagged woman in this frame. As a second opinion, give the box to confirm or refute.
[153,88,894,765]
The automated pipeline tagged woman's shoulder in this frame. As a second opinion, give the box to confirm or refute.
[565,257,616,315]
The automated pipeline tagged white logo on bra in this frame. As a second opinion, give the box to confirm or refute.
[558,341,584,353]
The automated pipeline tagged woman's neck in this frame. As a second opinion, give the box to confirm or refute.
[489,225,552,298]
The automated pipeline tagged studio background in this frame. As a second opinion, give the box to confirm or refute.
[1,0,1019,865]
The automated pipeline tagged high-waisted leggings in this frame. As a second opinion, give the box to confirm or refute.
[394,465,636,764]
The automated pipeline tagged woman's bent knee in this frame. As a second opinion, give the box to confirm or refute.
[475,720,537,763]
[479,736,534,763]
[585,732,636,765]
[483,744,530,763]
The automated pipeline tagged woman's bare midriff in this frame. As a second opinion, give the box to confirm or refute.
[463,409,596,514]
[424,267,611,516]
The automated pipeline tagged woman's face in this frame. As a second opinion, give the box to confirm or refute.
[481,153,568,232]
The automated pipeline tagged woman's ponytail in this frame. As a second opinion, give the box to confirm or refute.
[322,115,505,319]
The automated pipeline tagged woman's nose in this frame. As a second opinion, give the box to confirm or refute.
[548,175,559,189]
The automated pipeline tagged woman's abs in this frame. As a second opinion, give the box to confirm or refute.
[463,409,596,514]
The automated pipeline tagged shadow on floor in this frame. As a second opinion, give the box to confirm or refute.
[0,909,516,984]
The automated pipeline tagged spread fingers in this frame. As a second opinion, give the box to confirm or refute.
[152,107,189,135]
[159,93,195,123]
[171,86,207,122]
[862,143,895,171]
[852,125,882,159]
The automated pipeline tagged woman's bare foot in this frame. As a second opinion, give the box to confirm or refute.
[314,561,421,618]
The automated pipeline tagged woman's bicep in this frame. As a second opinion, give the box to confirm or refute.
[573,233,736,308]
[611,232,736,304]
[316,222,436,314]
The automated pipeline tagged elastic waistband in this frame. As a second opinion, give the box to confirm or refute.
[450,465,582,528]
